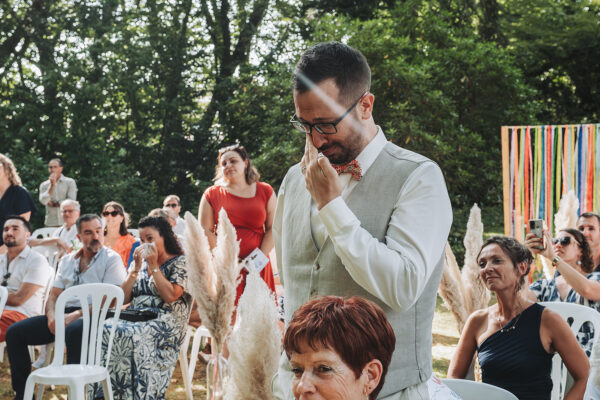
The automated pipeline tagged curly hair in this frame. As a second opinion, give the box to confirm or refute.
[0,153,22,186]
[138,216,183,256]
[213,144,260,185]
[478,236,533,289]
[560,228,594,273]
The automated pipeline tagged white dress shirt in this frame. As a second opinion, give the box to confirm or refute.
[173,217,186,236]
[310,127,452,310]
[0,246,52,317]
[54,246,126,308]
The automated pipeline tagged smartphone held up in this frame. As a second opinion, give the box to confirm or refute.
[529,219,545,250]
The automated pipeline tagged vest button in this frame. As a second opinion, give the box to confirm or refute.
[314,263,320,270]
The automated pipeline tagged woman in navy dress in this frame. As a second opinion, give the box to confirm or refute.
[448,236,588,400]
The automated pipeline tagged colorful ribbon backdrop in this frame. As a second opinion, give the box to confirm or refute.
[502,124,600,240]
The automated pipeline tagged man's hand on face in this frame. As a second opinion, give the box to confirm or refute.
[301,134,343,210]
[49,173,57,185]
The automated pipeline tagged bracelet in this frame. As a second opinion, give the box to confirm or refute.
[552,256,561,267]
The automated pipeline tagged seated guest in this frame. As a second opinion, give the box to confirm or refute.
[163,194,186,236]
[29,199,81,256]
[577,213,600,268]
[102,201,136,268]
[283,296,395,400]
[97,216,191,399]
[5,214,126,400]
[0,216,51,341]
[150,207,184,246]
[524,228,600,355]
[448,236,589,400]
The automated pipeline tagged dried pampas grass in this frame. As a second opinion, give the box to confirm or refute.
[554,190,579,234]
[224,265,281,400]
[461,204,489,314]
[184,210,241,353]
[440,244,469,332]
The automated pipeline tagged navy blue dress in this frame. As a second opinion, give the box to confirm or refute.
[478,303,553,400]
[0,185,37,245]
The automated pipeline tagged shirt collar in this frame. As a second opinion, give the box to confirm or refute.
[354,126,387,175]
[1,245,31,267]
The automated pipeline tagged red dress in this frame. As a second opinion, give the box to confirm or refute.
[204,181,276,303]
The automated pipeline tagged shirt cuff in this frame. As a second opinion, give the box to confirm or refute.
[318,197,359,235]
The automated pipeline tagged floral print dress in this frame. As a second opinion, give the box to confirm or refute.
[529,271,600,356]
[98,255,191,400]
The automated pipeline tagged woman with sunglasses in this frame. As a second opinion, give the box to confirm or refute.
[102,201,136,268]
[198,144,277,303]
[524,228,600,355]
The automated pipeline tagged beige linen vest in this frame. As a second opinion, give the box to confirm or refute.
[274,142,445,399]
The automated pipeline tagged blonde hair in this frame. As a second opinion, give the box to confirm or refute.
[0,153,22,186]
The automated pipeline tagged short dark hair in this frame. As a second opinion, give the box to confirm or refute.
[561,228,595,273]
[284,296,395,400]
[3,215,32,233]
[293,41,371,104]
[138,216,183,256]
[478,236,533,289]
[76,214,102,233]
[49,158,63,167]
[214,144,260,185]
[578,212,600,227]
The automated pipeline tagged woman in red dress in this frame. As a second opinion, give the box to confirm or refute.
[198,144,277,302]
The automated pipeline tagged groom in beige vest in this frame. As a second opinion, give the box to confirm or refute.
[272,42,453,399]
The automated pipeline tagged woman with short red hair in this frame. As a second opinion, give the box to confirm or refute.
[283,296,395,400]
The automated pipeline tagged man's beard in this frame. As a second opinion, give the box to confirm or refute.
[86,239,102,253]
[3,238,17,247]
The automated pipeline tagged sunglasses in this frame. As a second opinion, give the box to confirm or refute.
[164,203,178,208]
[552,236,573,246]
[1,272,11,287]
[102,210,121,217]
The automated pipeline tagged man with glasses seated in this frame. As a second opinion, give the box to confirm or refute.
[29,199,82,257]
[163,194,186,236]
[0,216,51,342]
[5,214,126,400]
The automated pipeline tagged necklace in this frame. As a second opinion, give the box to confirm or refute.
[496,302,524,333]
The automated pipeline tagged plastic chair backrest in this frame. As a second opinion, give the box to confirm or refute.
[539,301,600,400]
[127,229,139,238]
[31,227,57,240]
[51,283,123,367]
[441,378,518,400]
[41,268,56,314]
[0,286,8,315]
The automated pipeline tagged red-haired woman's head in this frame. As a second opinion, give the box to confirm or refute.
[283,296,395,400]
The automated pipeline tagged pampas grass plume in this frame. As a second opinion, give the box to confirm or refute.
[224,265,280,400]
[461,204,489,314]
[439,243,469,333]
[554,190,579,234]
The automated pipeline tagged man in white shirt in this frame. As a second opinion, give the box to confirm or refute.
[0,216,51,342]
[29,199,81,256]
[273,42,452,400]
[578,212,600,269]
[38,158,78,227]
[163,194,186,235]
[6,214,126,400]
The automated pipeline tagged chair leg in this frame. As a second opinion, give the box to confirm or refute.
[69,381,86,400]
[23,377,36,400]
[102,375,115,400]
[189,330,205,385]
[35,383,45,400]
[0,341,5,362]
[179,350,193,400]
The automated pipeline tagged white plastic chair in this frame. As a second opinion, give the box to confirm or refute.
[441,378,518,400]
[31,227,57,240]
[23,283,124,400]
[127,228,139,238]
[540,301,600,400]
[179,325,211,400]
[0,286,8,315]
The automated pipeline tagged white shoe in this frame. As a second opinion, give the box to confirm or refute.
[32,347,47,368]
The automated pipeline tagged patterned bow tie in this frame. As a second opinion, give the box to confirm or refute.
[332,160,362,181]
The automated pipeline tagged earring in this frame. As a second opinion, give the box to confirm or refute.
[577,260,582,265]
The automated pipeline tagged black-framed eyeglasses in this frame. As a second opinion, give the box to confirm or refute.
[290,91,369,135]
[552,236,573,246]
[1,272,11,287]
